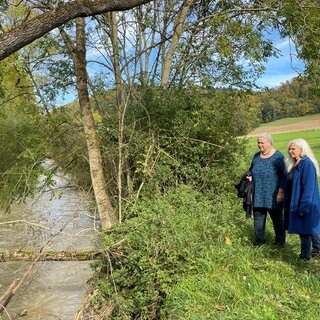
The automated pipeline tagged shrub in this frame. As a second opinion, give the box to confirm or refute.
[90,185,246,319]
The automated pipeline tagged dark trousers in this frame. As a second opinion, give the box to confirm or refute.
[300,234,320,259]
[312,234,320,254]
[253,207,286,246]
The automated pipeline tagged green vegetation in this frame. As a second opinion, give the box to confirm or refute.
[251,78,320,123]
[1,2,320,318]
[1,62,319,318]
[90,185,320,320]
[86,115,320,319]
[0,56,47,210]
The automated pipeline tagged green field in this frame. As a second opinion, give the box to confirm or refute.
[247,130,320,163]
[257,114,320,127]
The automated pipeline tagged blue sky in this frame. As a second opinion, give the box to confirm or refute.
[256,37,304,88]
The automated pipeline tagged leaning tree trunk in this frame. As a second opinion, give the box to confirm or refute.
[161,0,193,87]
[60,18,116,230]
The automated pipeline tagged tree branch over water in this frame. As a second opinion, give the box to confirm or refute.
[0,0,152,61]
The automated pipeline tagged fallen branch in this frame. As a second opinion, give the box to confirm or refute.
[0,279,19,304]
[0,215,83,316]
[0,250,103,262]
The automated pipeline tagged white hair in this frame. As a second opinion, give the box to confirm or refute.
[285,138,319,176]
[257,132,273,145]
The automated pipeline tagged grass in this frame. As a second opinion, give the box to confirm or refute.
[258,114,320,127]
[99,184,320,320]
[166,241,320,320]
[156,185,320,320]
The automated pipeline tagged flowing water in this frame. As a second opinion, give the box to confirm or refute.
[0,160,101,319]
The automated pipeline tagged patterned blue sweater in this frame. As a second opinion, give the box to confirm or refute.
[250,150,285,209]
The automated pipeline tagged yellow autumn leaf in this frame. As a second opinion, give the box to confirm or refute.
[225,237,232,246]
[215,304,225,311]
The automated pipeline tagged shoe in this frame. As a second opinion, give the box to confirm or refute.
[311,251,320,258]
[274,242,285,248]
[253,241,265,247]
[298,255,310,262]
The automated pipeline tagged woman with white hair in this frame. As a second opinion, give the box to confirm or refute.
[283,138,320,261]
[247,132,286,247]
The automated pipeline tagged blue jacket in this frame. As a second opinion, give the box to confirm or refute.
[288,157,320,235]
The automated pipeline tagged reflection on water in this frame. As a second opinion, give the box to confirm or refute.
[0,160,101,319]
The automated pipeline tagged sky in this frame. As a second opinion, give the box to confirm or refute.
[256,37,304,88]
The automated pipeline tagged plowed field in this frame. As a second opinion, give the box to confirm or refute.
[248,115,320,136]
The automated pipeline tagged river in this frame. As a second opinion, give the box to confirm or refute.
[0,160,101,319]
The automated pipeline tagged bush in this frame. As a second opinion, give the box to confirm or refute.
[90,185,246,319]
[96,87,250,203]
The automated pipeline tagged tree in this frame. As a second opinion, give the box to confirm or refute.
[276,0,320,93]
[2,0,320,227]
[72,1,285,220]
[89,1,288,90]
[103,12,127,223]
[0,1,153,229]
[57,18,116,229]
[160,0,194,86]
[0,0,152,61]
[0,54,45,210]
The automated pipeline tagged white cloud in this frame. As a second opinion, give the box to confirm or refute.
[257,35,304,88]
[275,38,290,50]
[256,72,299,88]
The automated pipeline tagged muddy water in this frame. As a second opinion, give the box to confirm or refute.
[0,160,101,319]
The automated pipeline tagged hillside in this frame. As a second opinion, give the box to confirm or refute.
[248,114,320,136]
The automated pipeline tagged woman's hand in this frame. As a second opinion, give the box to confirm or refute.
[276,188,284,203]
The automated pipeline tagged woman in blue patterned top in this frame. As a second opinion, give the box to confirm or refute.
[247,132,286,247]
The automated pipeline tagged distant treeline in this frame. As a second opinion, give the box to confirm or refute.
[251,77,320,123]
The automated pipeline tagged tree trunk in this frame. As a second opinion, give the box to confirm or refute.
[161,0,194,86]
[62,18,116,230]
[75,18,115,229]
[107,12,127,223]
